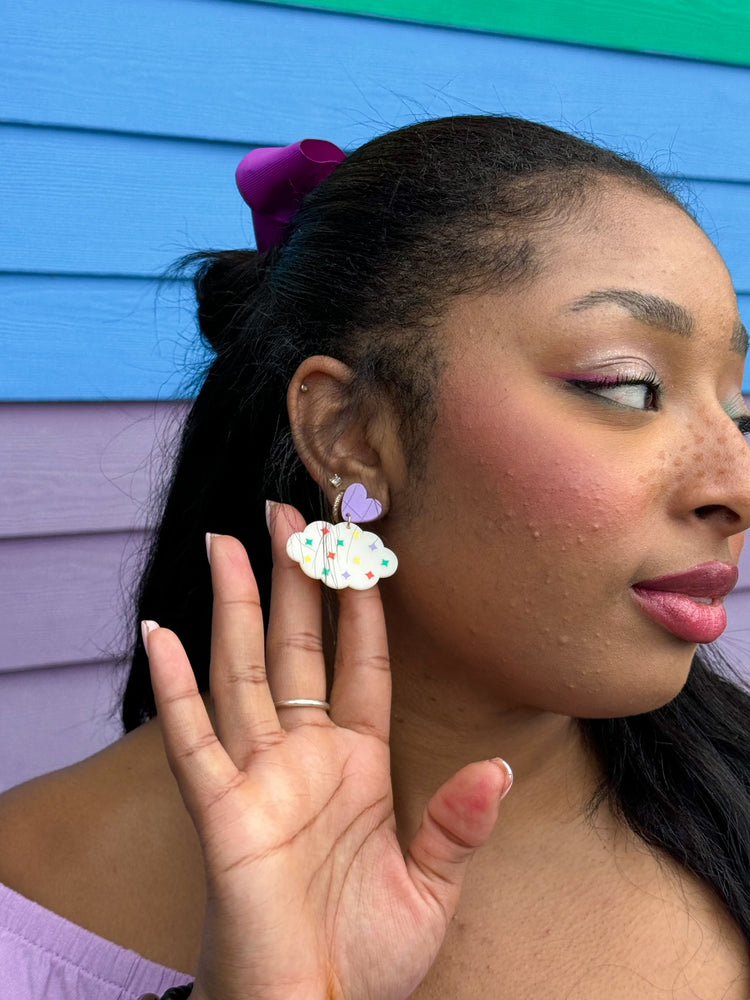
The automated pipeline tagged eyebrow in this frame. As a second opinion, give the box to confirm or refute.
[567,287,748,356]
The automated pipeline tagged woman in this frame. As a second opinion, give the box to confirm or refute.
[0,115,749,999]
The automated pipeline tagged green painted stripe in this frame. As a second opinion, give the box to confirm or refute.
[266,0,750,67]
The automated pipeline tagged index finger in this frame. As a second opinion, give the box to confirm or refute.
[264,502,331,728]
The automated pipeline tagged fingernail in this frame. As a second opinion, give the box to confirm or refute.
[205,532,214,563]
[265,499,279,532]
[490,757,514,800]
[141,619,159,654]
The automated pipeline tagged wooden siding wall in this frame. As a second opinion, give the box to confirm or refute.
[268,0,750,65]
[1,0,749,792]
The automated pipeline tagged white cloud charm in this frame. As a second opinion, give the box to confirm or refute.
[286,520,398,590]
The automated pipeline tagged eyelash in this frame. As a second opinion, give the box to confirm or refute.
[567,375,750,437]
[566,372,661,411]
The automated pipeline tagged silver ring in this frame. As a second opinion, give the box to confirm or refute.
[274,698,331,710]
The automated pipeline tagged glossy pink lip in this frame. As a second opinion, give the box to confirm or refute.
[631,562,739,644]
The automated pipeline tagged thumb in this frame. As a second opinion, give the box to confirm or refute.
[405,758,513,920]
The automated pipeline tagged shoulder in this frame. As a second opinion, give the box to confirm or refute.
[0,718,205,973]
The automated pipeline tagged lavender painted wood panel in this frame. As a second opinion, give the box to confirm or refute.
[0,661,126,793]
[722,609,750,670]
[0,532,147,672]
[724,533,750,655]
[0,527,746,678]
[0,401,188,537]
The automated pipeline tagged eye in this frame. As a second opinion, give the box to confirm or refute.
[567,373,661,412]
[736,414,750,439]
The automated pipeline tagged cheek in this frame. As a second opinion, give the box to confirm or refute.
[439,398,639,557]
[390,390,692,716]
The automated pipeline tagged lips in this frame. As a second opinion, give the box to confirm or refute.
[631,561,739,643]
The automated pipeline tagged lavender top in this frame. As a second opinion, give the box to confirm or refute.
[0,882,192,998]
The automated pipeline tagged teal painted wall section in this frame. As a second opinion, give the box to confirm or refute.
[2,0,750,398]
[265,0,750,66]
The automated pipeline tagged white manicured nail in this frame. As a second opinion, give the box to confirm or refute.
[265,499,279,532]
[490,757,514,800]
[141,619,159,654]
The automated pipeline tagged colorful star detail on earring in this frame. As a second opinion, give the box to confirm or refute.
[286,483,398,590]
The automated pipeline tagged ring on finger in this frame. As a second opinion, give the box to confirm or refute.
[274,698,331,711]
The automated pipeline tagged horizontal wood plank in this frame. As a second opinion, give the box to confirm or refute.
[267,0,750,67]
[0,401,188,536]
[2,126,252,278]
[0,532,149,672]
[0,274,210,401]
[0,661,126,792]
[0,272,749,401]
[2,0,750,181]
[4,126,750,286]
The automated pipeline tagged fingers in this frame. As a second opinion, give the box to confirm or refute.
[405,759,513,922]
[329,586,391,743]
[144,622,239,822]
[265,502,331,728]
[208,534,283,762]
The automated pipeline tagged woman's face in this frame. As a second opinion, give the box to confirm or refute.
[385,182,750,718]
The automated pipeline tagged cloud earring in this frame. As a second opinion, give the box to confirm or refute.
[286,482,398,590]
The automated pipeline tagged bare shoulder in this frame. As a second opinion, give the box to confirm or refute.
[0,717,205,973]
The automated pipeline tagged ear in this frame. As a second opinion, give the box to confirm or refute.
[287,355,406,514]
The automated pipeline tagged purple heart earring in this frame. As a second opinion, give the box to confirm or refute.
[332,482,383,525]
[286,480,398,590]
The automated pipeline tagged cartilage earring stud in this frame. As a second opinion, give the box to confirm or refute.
[329,473,342,488]
[300,383,309,392]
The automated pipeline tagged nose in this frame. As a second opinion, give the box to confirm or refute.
[687,416,750,536]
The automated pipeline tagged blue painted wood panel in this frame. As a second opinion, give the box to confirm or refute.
[4,0,750,400]
[3,0,750,182]
[2,124,750,396]
[5,126,750,286]
[0,275,205,401]
[1,275,749,401]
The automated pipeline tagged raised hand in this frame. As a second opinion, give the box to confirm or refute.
[143,503,512,1000]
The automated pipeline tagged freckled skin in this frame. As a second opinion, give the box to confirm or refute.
[382,182,750,720]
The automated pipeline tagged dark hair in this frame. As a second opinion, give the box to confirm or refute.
[123,115,750,945]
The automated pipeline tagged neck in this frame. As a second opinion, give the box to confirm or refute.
[386,648,604,852]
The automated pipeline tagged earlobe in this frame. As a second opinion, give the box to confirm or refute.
[287,355,398,515]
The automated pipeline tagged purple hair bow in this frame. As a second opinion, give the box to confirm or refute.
[235,138,347,252]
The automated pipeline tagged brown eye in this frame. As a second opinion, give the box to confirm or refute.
[569,374,661,412]
[591,382,657,410]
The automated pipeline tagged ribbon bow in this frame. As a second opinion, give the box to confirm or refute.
[235,139,347,252]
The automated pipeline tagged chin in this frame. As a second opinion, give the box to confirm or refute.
[563,653,695,720]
